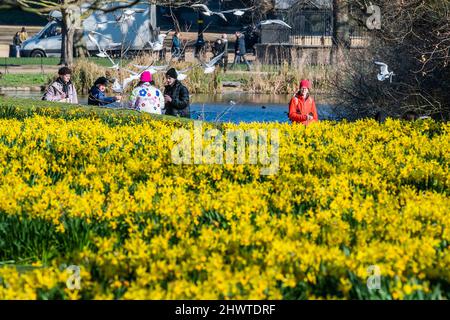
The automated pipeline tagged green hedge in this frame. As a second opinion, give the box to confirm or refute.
[0,96,193,126]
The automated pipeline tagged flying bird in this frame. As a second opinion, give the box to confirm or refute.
[257,20,292,29]
[87,33,120,69]
[112,68,140,93]
[118,8,144,23]
[197,52,225,74]
[147,40,164,52]
[191,4,228,21]
[374,61,395,83]
[146,29,171,51]
[221,7,253,17]
[132,64,169,74]
[123,9,144,16]
[176,65,198,81]
[111,72,141,93]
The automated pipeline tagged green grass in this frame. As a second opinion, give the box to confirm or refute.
[0,57,132,68]
[0,57,60,66]
[0,73,53,87]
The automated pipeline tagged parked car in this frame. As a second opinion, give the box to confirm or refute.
[20,3,154,58]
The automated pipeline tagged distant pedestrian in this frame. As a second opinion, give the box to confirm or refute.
[88,77,121,107]
[194,34,205,59]
[212,38,223,57]
[230,31,250,71]
[220,33,229,72]
[129,71,164,114]
[19,27,28,43]
[12,32,21,57]
[213,36,228,72]
[43,67,78,104]
[171,32,181,58]
[288,80,318,125]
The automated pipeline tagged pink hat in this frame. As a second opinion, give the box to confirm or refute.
[300,79,311,89]
[140,71,152,83]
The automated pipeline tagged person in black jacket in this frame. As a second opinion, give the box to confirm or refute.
[230,31,250,71]
[163,68,190,118]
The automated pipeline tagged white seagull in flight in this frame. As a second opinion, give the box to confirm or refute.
[191,4,228,21]
[87,32,121,70]
[197,52,225,74]
[146,30,171,52]
[132,64,169,74]
[257,19,292,29]
[221,7,254,17]
[374,61,395,83]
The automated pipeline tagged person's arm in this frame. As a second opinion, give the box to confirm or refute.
[170,86,189,110]
[312,99,319,121]
[92,88,116,106]
[103,96,117,104]
[288,97,307,123]
[43,85,59,102]
[97,91,116,105]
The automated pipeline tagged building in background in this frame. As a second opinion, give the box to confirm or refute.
[256,0,369,65]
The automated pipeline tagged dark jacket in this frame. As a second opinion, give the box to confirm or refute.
[171,35,181,54]
[13,33,21,46]
[235,35,246,56]
[164,81,190,118]
[212,39,223,57]
[88,86,117,106]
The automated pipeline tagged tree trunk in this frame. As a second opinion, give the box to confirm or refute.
[73,5,87,58]
[60,4,79,66]
[331,0,351,65]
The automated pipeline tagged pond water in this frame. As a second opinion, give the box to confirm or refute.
[2,91,336,124]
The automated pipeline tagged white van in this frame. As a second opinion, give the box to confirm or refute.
[20,3,155,58]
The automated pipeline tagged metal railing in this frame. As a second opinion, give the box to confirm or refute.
[260,25,370,48]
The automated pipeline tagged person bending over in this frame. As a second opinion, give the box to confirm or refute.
[88,77,121,106]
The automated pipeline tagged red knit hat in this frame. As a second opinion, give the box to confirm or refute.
[140,71,152,83]
[300,79,311,89]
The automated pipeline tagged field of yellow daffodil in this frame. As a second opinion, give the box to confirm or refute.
[0,99,449,300]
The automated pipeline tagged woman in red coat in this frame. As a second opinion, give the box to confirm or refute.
[288,80,319,125]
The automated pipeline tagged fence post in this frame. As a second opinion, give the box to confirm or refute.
[4,57,7,75]
[41,56,44,74]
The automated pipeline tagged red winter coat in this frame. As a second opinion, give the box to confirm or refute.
[288,93,318,125]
